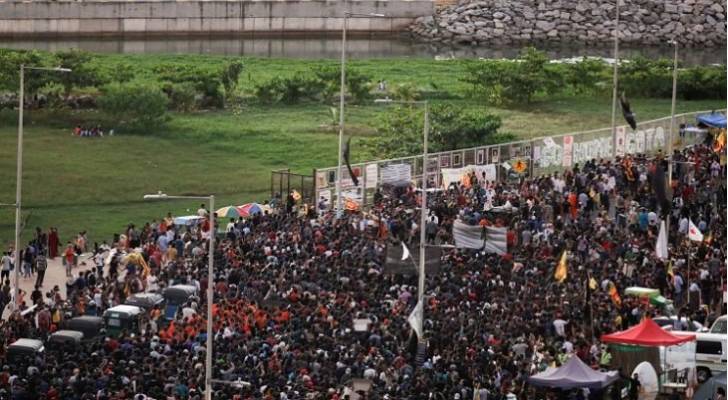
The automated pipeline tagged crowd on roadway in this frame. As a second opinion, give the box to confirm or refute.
[0,141,725,400]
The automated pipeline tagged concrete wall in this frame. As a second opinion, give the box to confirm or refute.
[0,0,435,37]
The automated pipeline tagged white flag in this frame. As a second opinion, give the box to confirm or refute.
[687,220,704,242]
[656,220,668,259]
[453,220,485,249]
[408,299,424,338]
[483,226,508,255]
[401,242,411,261]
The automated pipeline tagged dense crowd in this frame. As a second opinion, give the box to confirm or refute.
[0,141,725,400]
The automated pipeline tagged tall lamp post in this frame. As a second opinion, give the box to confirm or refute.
[13,65,71,310]
[374,98,429,336]
[667,39,679,183]
[336,11,386,216]
[609,0,620,159]
[144,192,215,400]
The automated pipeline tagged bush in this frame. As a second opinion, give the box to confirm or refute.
[164,82,197,112]
[563,58,610,95]
[152,64,223,107]
[365,103,503,158]
[221,60,244,101]
[98,81,168,131]
[462,47,561,105]
[679,66,726,100]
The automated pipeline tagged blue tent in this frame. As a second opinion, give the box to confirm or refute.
[697,113,727,129]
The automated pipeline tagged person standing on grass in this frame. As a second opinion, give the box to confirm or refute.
[35,254,47,287]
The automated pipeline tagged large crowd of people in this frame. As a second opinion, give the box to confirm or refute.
[0,141,725,400]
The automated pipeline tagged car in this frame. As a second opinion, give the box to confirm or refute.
[653,316,705,332]
[124,292,165,311]
[65,315,104,339]
[103,304,144,337]
[710,315,726,335]
[48,330,84,349]
[6,338,44,363]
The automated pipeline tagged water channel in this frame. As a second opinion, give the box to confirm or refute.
[1,35,725,65]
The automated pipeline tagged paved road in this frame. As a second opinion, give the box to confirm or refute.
[2,253,95,319]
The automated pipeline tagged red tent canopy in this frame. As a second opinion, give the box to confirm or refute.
[601,318,696,347]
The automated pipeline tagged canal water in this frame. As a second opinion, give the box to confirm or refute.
[0,35,724,65]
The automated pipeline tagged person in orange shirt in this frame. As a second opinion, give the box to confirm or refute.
[568,192,578,219]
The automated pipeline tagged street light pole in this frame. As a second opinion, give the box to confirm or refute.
[336,11,386,216]
[336,13,348,217]
[13,65,71,311]
[143,193,215,400]
[13,65,24,312]
[667,39,678,184]
[374,98,429,335]
[417,102,429,337]
[610,0,620,159]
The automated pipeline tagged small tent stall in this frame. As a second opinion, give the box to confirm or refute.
[529,355,619,390]
[696,112,727,129]
[601,318,696,396]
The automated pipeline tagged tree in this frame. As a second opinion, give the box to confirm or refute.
[54,49,106,96]
[364,103,503,158]
[98,81,169,131]
[0,49,51,101]
[221,60,244,101]
[429,103,502,151]
[461,47,560,104]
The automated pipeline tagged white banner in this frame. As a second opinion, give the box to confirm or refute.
[365,163,378,188]
[381,164,411,185]
[441,165,497,187]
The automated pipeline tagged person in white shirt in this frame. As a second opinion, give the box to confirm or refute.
[197,204,208,217]
[553,318,568,337]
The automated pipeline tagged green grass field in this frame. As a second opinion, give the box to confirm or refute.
[0,54,723,246]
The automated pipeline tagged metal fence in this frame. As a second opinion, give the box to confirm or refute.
[313,111,711,209]
[271,169,316,205]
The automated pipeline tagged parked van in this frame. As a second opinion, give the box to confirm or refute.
[710,315,726,335]
[673,331,727,383]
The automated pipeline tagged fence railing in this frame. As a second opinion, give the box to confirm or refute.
[313,111,713,209]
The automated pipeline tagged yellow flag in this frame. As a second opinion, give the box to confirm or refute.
[554,251,568,283]
[589,277,598,290]
[666,260,674,278]
[292,190,302,201]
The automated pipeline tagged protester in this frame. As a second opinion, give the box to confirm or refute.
[0,143,724,399]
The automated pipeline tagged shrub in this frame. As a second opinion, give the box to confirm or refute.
[98,81,169,131]
[164,82,198,112]
[462,47,561,105]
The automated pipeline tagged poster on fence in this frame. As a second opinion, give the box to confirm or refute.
[316,172,328,189]
[441,165,497,187]
[365,164,378,188]
[562,135,573,167]
[381,164,411,185]
[616,126,626,157]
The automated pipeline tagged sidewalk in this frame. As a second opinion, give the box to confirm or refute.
[2,253,95,319]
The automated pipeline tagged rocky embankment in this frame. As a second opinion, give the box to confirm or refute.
[410,0,727,47]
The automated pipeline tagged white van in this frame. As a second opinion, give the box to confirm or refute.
[710,315,726,335]
[673,331,727,383]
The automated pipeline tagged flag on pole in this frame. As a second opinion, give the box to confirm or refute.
[687,220,704,242]
[608,282,622,306]
[667,260,674,278]
[656,220,669,259]
[589,277,598,290]
[408,299,424,339]
[554,251,568,283]
[401,242,411,261]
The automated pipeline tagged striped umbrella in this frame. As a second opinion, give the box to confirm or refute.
[216,206,242,218]
[237,203,263,217]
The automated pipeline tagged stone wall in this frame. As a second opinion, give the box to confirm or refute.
[410,0,726,47]
[0,0,434,37]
